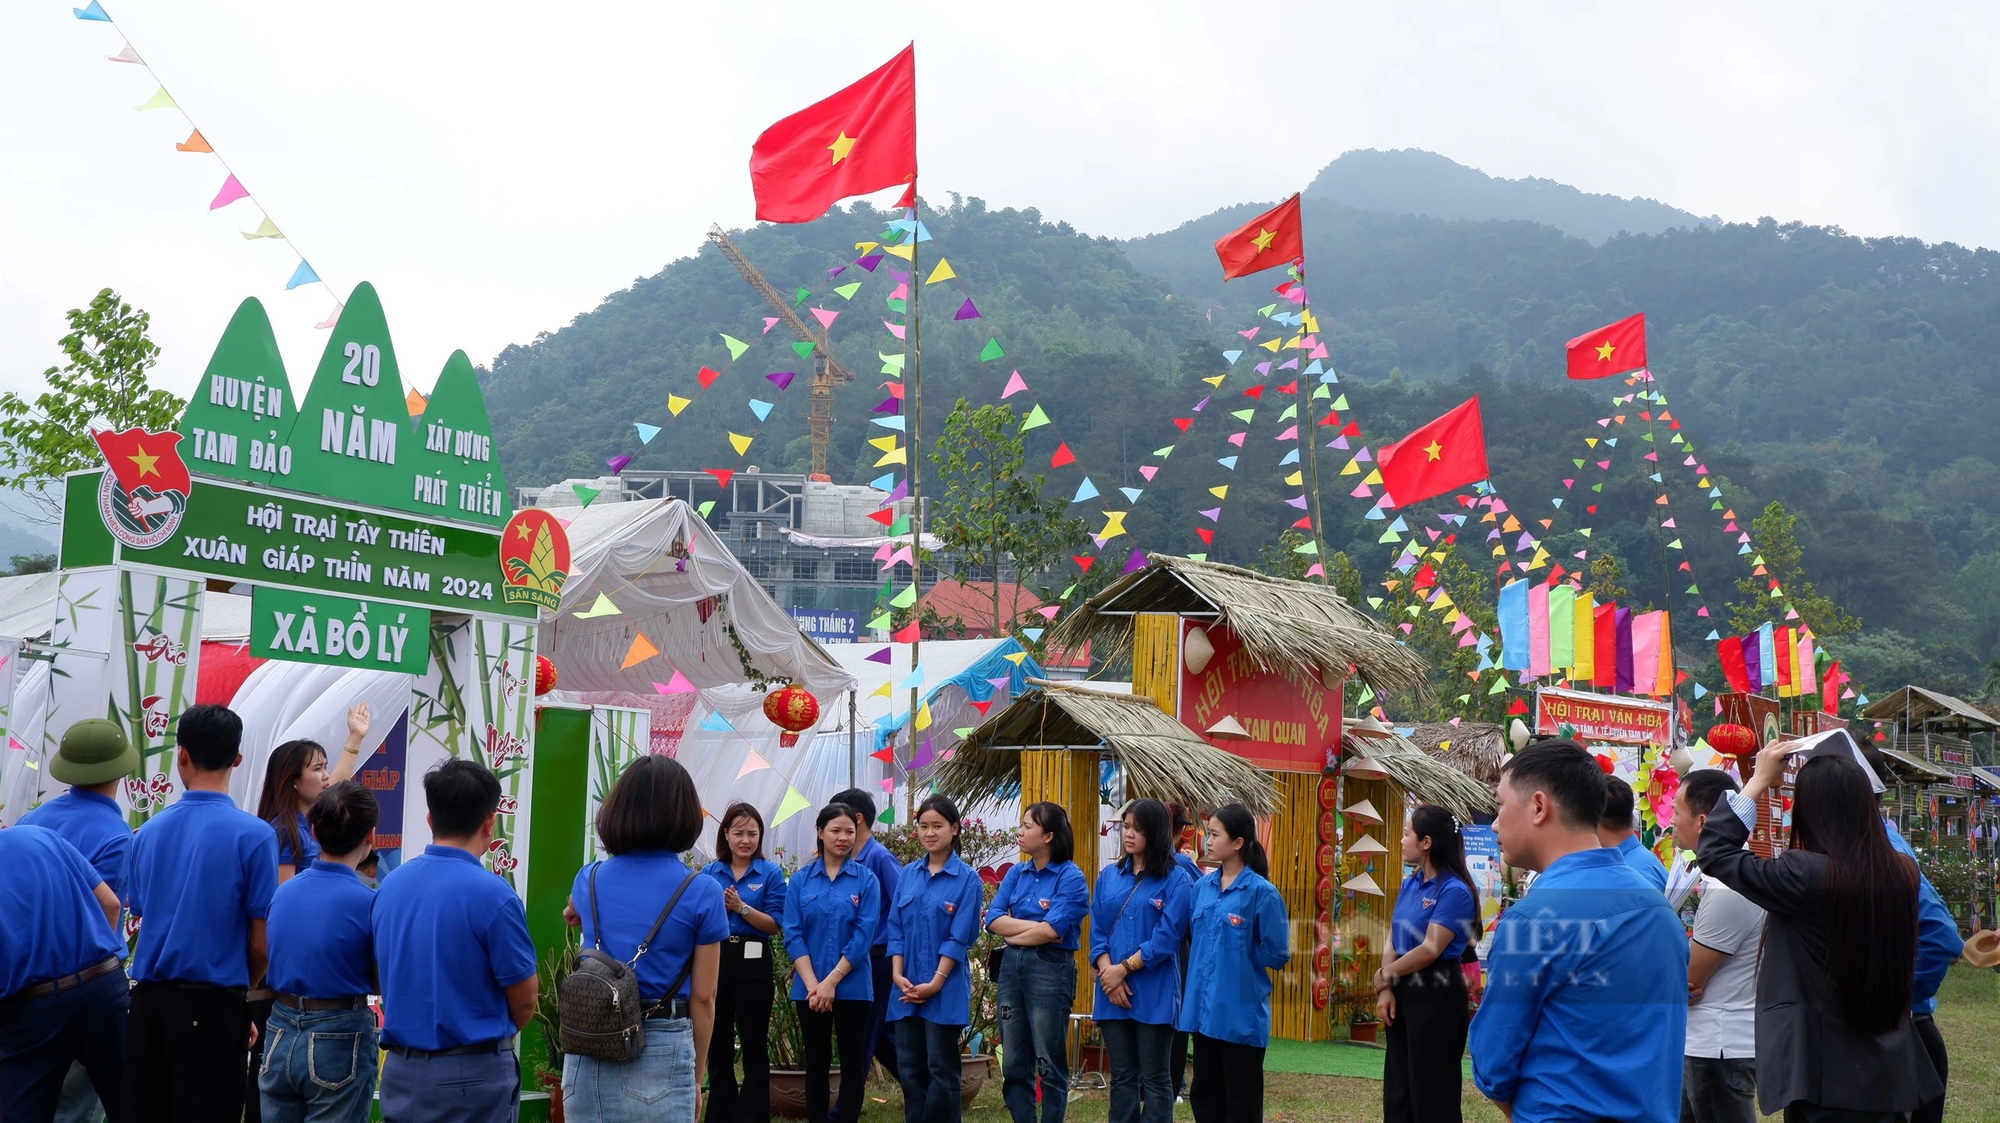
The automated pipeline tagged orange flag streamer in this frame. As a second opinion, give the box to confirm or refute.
[175,129,212,153]
[621,632,660,669]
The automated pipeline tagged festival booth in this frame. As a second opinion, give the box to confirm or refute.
[1861,686,1999,853]
[951,555,1485,1041]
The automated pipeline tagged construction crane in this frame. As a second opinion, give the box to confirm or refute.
[706,224,855,481]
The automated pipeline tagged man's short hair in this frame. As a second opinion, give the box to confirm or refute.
[1679,768,1742,820]
[1501,739,1607,831]
[1600,773,1637,831]
[830,787,876,827]
[425,758,501,839]
[176,704,243,771]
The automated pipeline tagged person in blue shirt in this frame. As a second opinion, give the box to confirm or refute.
[1599,773,1669,892]
[702,801,787,1123]
[1163,801,1201,1104]
[886,795,985,1123]
[20,718,141,898]
[985,800,1091,1123]
[1470,739,1687,1123]
[1863,746,1965,1123]
[1176,803,1289,1123]
[831,785,908,1114]
[0,825,128,1123]
[1090,799,1192,1123]
[372,758,538,1123]
[18,719,140,1123]
[259,780,380,1123]
[562,755,727,1123]
[784,802,882,1123]
[1374,805,1480,1123]
[124,703,280,1123]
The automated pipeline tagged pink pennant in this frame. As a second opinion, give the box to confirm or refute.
[1238,328,1259,340]
[1643,452,1658,461]
[811,307,839,329]
[1597,460,1611,470]
[1275,425,1298,441]
[883,319,906,339]
[1228,432,1246,447]
[763,317,781,334]
[656,671,697,694]
[1001,371,1028,399]
[1037,605,1060,620]
[209,174,249,210]
[873,543,892,561]
[889,282,909,302]
[1139,465,1158,480]
[1562,479,1575,488]
[1351,483,1372,497]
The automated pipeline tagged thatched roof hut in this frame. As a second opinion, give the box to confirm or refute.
[934,680,1279,816]
[1348,728,1496,820]
[1045,555,1432,702]
[1404,722,1507,787]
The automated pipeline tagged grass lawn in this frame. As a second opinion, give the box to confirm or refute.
[846,965,2000,1123]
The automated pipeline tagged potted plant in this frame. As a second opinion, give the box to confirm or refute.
[529,932,582,1122]
[1348,1007,1381,1045]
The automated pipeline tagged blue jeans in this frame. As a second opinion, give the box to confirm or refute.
[894,1018,963,1123]
[0,967,128,1123]
[257,1004,378,1123]
[562,1016,696,1123]
[997,947,1076,1123]
[1099,1020,1173,1123]
[380,1046,519,1123]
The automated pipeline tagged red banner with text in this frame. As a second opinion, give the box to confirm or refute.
[1534,685,1674,746]
[1179,621,1341,774]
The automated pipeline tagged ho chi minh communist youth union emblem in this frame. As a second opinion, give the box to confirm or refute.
[499,508,572,611]
[92,428,193,550]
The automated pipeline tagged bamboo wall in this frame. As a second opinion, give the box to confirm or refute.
[1020,748,1103,1014]
[1332,776,1405,1028]
[1130,612,1180,714]
[1267,771,1330,1040]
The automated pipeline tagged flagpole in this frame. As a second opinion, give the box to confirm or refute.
[906,188,924,824]
[1297,261,1330,583]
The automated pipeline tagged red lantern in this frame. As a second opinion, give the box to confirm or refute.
[763,683,821,747]
[535,655,558,695]
[1709,723,1759,757]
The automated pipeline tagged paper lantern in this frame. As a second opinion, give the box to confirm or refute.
[1183,626,1215,675]
[763,683,820,747]
[535,655,558,695]
[1709,723,1759,757]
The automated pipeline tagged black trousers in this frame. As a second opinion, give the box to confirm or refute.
[798,999,871,1123]
[1382,963,1467,1123]
[1911,1013,1946,1123]
[1780,1105,1908,1123]
[242,995,274,1123]
[707,940,775,1123]
[1188,1033,1263,1123]
[0,966,130,1123]
[127,981,249,1123]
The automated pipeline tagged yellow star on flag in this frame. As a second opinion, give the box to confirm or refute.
[1250,228,1277,253]
[1596,341,1616,361]
[129,448,159,477]
[828,131,857,165]
[1424,439,1444,461]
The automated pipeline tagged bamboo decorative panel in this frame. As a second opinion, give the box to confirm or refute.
[1021,749,1102,1014]
[1332,778,1405,1028]
[1131,613,1181,715]
[1266,771,1328,1041]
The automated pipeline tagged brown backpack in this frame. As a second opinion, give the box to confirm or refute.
[558,864,696,1062]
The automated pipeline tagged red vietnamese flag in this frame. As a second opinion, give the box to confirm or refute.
[1214,195,1303,280]
[1565,313,1648,380]
[92,428,191,497]
[1376,397,1489,508]
[750,46,917,223]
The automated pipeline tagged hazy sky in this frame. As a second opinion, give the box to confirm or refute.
[3,1,1995,409]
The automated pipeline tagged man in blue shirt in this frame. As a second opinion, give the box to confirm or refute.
[832,786,908,1105]
[1598,773,1669,892]
[0,826,130,1122]
[260,780,381,1123]
[125,703,280,1123]
[1471,739,1688,1123]
[19,718,140,1123]
[373,759,537,1123]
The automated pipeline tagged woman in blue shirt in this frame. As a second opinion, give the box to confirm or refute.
[985,801,1091,1123]
[887,795,985,1123]
[256,704,373,881]
[1091,799,1192,1123]
[1176,803,1289,1123]
[563,756,729,1123]
[784,802,882,1123]
[1373,805,1480,1123]
[258,781,380,1123]
[702,802,786,1123]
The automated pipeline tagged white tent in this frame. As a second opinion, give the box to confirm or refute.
[554,636,1043,860]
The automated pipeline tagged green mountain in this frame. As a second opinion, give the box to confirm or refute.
[482,160,2000,703]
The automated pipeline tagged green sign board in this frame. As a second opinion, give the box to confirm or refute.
[62,470,535,620]
[250,587,431,674]
[176,282,512,529]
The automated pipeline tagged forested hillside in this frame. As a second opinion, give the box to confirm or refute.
[482,154,2000,701]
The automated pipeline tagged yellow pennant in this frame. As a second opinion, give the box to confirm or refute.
[1209,485,1229,499]
[729,432,753,456]
[668,394,692,416]
[926,259,957,284]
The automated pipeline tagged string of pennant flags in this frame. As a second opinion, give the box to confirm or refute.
[69,2,346,330]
